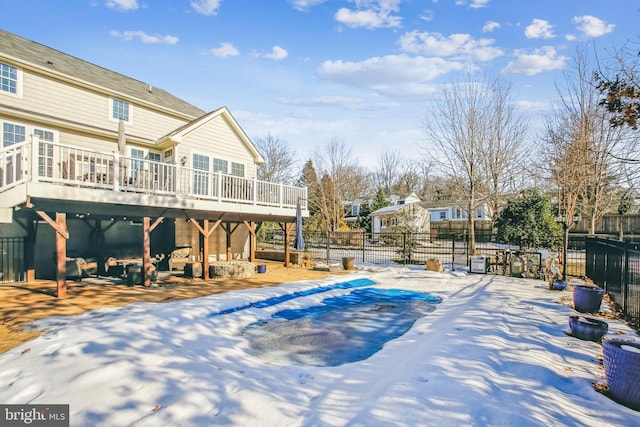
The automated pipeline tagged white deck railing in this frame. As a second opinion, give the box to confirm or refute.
[0,137,307,209]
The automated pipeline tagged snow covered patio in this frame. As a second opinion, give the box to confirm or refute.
[0,266,638,426]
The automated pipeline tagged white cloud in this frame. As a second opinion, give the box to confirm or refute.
[502,46,567,76]
[399,31,504,62]
[469,0,489,8]
[335,0,402,29]
[454,0,489,8]
[110,30,179,45]
[191,0,222,16]
[288,0,327,12]
[278,95,398,111]
[262,46,289,61]
[573,15,615,38]
[208,42,239,57]
[525,19,555,39]
[105,0,138,12]
[420,10,434,22]
[318,54,465,98]
[482,21,500,33]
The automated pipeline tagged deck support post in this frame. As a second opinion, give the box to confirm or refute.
[243,221,256,262]
[143,216,164,286]
[35,211,69,298]
[279,222,293,268]
[189,218,221,280]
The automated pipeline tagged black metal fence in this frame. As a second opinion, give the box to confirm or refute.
[259,230,587,277]
[586,237,640,327]
[0,237,26,284]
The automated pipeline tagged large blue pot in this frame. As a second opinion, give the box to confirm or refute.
[568,315,608,342]
[573,285,604,313]
[603,340,640,410]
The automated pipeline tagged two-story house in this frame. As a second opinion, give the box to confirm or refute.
[0,30,306,295]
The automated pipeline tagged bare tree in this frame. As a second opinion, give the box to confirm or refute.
[396,158,422,196]
[542,47,630,234]
[254,133,298,184]
[483,77,530,220]
[311,138,369,231]
[421,74,528,254]
[375,147,402,195]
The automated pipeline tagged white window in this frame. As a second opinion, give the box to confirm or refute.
[0,63,21,97]
[193,153,210,195]
[213,158,228,173]
[454,208,467,220]
[111,98,131,122]
[2,122,25,147]
[2,122,26,185]
[351,203,360,217]
[439,211,447,220]
[34,128,55,178]
[231,162,244,177]
[148,152,161,162]
[130,148,144,172]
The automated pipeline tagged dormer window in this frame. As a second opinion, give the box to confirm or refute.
[111,98,130,122]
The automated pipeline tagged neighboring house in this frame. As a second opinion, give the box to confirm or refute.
[0,30,306,290]
[428,204,493,223]
[343,200,365,227]
[370,193,430,235]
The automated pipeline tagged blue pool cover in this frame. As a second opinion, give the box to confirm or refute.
[274,287,442,320]
[209,278,376,316]
[241,285,443,367]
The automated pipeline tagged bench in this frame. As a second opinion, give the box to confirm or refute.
[169,246,192,271]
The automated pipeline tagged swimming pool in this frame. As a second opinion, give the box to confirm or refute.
[241,285,443,367]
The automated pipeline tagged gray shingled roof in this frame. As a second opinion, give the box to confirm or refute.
[0,30,205,118]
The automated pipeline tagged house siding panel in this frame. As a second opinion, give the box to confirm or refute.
[5,70,190,146]
[181,116,256,179]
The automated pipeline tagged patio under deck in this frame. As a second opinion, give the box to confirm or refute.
[0,138,308,298]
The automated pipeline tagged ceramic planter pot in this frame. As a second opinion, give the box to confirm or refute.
[603,340,640,410]
[568,315,608,342]
[573,285,604,313]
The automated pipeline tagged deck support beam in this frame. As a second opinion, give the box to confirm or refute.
[278,222,294,268]
[189,218,221,280]
[143,216,164,286]
[243,221,256,262]
[36,211,69,298]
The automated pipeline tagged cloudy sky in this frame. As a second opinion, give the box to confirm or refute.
[1,0,638,168]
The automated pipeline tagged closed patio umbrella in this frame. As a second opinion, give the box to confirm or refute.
[117,119,126,155]
[294,201,305,251]
[117,119,128,182]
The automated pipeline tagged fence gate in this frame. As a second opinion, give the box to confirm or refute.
[0,237,26,284]
[452,240,468,270]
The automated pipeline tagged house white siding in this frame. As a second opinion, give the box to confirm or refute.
[3,66,191,149]
[179,115,257,179]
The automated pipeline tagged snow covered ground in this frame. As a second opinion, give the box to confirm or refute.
[1,266,638,426]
